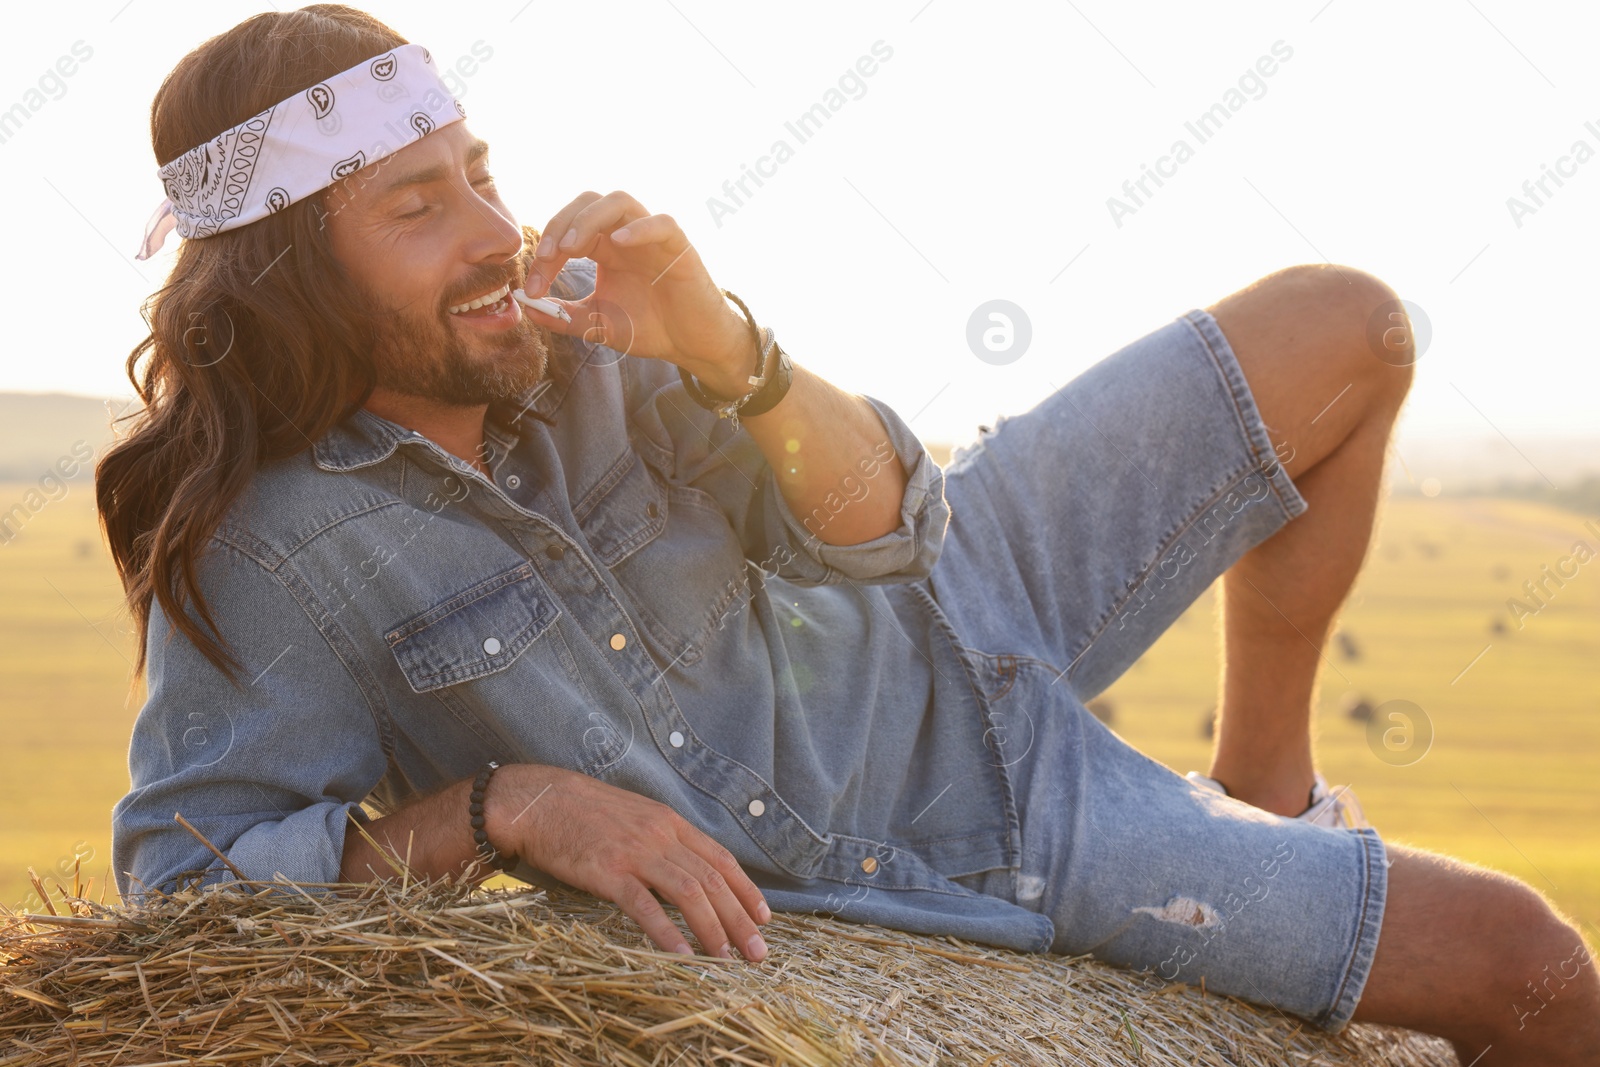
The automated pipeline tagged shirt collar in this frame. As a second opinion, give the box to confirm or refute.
[311,338,581,474]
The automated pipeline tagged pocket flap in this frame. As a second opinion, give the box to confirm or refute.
[385,564,560,692]
[574,448,668,568]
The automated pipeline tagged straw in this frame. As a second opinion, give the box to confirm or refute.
[0,866,1458,1066]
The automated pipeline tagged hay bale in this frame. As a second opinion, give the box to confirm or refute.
[1343,693,1377,723]
[0,872,1458,1066]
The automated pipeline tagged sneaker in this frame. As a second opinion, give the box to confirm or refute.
[1185,771,1371,830]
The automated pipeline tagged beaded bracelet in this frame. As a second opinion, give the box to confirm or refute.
[469,760,519,873]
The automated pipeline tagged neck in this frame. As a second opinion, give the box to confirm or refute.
[363,387,491,476]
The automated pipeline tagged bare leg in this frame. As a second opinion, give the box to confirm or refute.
[1206,264,1413,817]
[1354,844,1600,1063]
[1209,267,1600,1057]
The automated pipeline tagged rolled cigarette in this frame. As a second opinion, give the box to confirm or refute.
[512,289,572,323]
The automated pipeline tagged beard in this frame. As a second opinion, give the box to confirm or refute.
[362,271,552,406]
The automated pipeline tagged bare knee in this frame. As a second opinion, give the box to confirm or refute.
[1498,892,1597,1041]
[1358,845,1600,1058]
[1263,262,1414,398]
[1210,263,1414,467]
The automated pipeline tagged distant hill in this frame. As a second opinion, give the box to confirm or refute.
[0,392,949,478]
[1392,433,1600,489]
[0,393,132,481]
[1389,434,1599,516]
[0,392,1590,499]
[1436,476,1600,518]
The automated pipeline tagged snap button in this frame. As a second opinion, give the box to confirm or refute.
[747,799,765,817]
[506,474,521,489]
[546,544,565,560]
[861,856,878,874]
[482,637,502,655]
[669,730,684,747]
[646,501,659,518]
[609,633,627,651]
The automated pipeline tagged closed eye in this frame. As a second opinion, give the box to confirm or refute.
[399,175,498,220]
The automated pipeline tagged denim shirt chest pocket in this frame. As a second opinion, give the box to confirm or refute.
[383,562,624,775]
[574,445,748,668]
[386,563,560,690]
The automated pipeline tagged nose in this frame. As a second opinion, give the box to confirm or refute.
[457,181,521,268]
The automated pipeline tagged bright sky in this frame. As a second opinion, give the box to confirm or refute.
[4,0,1596,454]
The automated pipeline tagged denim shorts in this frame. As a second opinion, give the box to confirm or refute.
[919,309,1388,1031]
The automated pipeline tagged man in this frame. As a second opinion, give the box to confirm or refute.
[105,7,1596,1061]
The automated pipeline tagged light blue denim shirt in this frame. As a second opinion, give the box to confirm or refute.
[112,258,1056,954]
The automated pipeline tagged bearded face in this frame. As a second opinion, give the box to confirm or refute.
[321,121,550,408]
[356,260,551,407]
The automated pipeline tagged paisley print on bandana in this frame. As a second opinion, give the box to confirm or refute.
[135,43,463,260]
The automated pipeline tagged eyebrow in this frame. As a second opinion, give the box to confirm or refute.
[377,137,491,200]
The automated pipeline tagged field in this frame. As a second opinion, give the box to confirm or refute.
[1,480,1596,937]
[1099,493,1600,936]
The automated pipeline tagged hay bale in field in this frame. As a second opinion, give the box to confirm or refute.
[1343,693,1377,723]
[0,872,1458,1066]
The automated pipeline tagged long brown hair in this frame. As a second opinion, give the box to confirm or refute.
[98,5,543,685]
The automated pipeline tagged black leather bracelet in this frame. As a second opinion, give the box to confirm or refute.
[678,338,793,431]
[469,760,518,872]
[677,289,795,429]
[729,339,793,417]
[678,289,766,408]
[688,287,761,399]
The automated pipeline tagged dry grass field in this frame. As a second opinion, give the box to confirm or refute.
[1,478,1595,941]
[1099,493,1600,937]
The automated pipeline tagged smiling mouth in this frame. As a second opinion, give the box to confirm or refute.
[448,280,514,317]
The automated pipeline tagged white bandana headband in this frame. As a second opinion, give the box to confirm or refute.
[134,43,465,260]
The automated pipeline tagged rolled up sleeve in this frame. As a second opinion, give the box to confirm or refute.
[757,393,950,585]
[110,540,387,902]
[624,349,950,586]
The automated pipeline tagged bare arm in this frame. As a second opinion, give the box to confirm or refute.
[521,192,910,548]
[698,359,910,548]
[340,762,771,962]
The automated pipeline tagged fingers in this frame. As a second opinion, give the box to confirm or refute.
[525,190,648,296]
[533,775,772,963]
[607,212,683,249]
[639,852,735,960]
[613,876,696,958]
[557,190,650,259]
[524,190,600,297]
[683,822,772,929]
[601,839,769,962]
[535,190,602,259]
[664,845,769,963]
[606,859,747,963]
